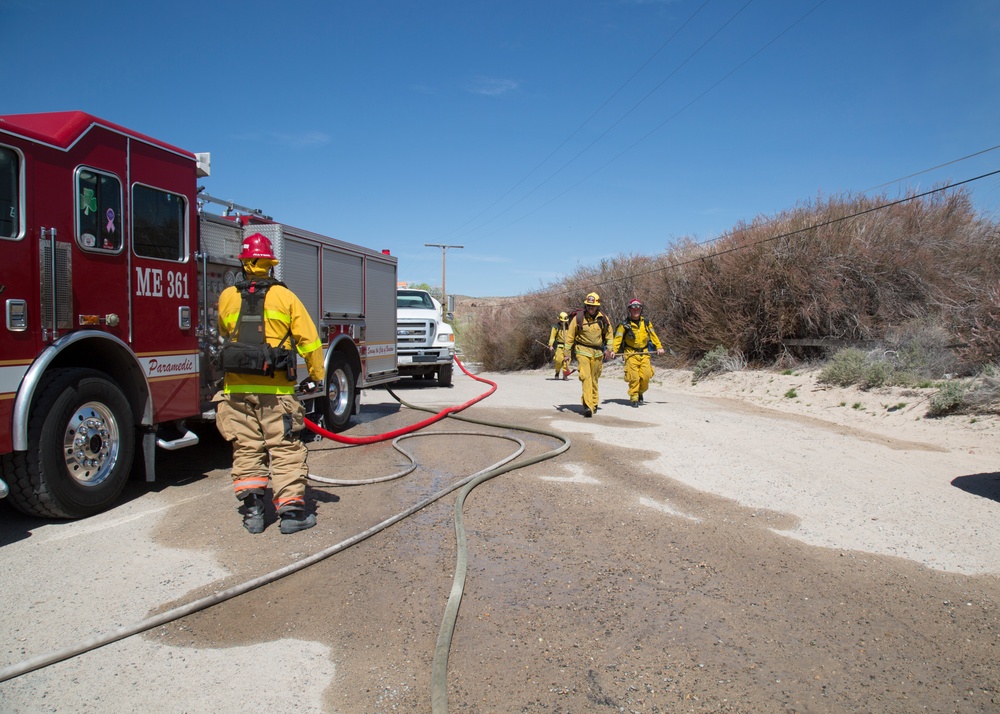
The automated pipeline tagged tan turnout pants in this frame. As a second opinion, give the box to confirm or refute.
[215,393,309,513]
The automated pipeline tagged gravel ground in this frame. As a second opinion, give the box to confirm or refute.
[1,362,999,713]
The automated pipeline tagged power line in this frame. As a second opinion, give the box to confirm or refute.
[506,167,1000,304]
[634,168,1000,278]
[860,144,1000,194]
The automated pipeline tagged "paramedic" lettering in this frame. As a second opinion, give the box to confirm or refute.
[147,358,195,376]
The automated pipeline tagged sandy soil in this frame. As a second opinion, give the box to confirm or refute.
[2,362,999,713]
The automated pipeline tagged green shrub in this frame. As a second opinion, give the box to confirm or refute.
[860,359,894,389]
[821,347,933,390]
[693,346,746,382]
[927,381,967,417]
[818,348,867,386]
[958,364,1000,413]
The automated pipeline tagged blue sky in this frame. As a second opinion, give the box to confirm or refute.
[6,0,999,297]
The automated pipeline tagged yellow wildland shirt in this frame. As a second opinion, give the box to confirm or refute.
[567,311,613,358]
[613,317,663,355]
[218,281,325,394]
[548,323,571,349]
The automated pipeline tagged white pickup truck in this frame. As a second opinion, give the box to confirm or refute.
[396,289,456,386]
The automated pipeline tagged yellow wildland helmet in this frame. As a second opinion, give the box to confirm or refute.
[558,311,569,321]
[584,292,601,306]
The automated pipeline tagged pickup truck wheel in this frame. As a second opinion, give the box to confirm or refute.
[437,362,453,387]
[323,353,356,432]
[2,368,134,519]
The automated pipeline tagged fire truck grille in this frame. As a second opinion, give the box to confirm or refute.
[40,238,73,330]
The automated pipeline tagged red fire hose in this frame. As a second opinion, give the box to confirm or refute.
[304,356,496,444]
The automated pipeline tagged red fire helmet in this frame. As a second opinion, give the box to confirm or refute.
[238,233,277,261]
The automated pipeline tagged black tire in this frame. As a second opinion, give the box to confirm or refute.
[322,353,356,432]
[437,362,453,387]
[2,368,134,519]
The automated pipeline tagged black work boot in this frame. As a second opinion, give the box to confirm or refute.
[279,509,316,534]
[242,494,265,534]
[638,393,644,403]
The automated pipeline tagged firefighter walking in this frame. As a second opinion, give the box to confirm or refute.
[547,311,573,379]
[613,298,665,407]
[215,233,326,534]
[566,292,614,417]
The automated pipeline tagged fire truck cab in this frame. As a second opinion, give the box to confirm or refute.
[0,111,398,519]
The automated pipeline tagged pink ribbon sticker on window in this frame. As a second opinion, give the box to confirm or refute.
[106,208,116,233]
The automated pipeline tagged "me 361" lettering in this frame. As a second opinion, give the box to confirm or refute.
[135,267,189,298]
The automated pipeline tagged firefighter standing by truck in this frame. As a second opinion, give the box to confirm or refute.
[613,298,665,407]
[547,311,573,379]
[566,292,614,417]
[215,233,326,534]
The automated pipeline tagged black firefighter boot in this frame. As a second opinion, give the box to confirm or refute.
[280,509,317,534]
[242,493,265,535]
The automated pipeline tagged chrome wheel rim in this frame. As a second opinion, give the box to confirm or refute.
[330,368,351,417]
[62,401,120,487]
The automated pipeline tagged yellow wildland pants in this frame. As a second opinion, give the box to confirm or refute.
[623,352,654,401]
[576,346,604,412]
[553,345,570,376]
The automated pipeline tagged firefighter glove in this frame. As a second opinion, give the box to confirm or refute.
[297,379,320,395]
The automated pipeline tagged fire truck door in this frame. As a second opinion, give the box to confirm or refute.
[63,166,130,341]
[128,185,199,421]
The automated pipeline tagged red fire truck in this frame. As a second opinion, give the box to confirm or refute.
[0,111,399,519]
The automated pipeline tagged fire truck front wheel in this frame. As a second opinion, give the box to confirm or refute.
[322,353,356,433]
[4,368,135,519]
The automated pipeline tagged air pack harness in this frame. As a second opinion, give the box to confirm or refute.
[218,278,298,380]
[617,316,651,353]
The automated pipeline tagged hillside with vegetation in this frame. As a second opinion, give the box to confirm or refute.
[457,189,1000,415]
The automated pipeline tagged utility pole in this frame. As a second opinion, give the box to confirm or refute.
[424,243,463,314]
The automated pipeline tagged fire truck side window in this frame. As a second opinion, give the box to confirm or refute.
[76,168,123,252]
[132,184,186,261]
[0,147,19,240]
